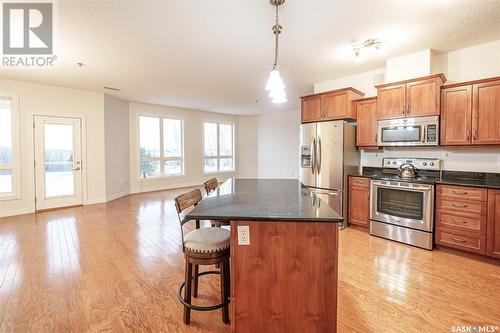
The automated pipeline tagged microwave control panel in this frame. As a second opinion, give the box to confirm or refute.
[426,124,437,143]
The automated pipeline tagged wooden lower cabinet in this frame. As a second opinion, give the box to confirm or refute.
[348,176,370,228]
[487,189,500,258]
[436,185,500,259]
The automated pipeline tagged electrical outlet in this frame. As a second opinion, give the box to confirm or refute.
[237,225,250,245]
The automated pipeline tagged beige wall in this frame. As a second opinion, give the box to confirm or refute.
[129,102,239,193]
[237,116,258,178]
[104,95,130,200]
[0,79,106,217]
[257,110,300,179]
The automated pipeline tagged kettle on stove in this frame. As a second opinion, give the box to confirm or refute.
[398,163,417,179]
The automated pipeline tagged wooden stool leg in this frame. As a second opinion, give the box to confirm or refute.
[220,258,229,324]
[193,264,199,298]
[183,261,193,324]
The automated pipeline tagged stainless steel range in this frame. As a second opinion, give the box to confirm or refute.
[370,157,441,250]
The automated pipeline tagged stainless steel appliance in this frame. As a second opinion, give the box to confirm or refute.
[300,121,359,227]
[377,115,439,147]
[370,157,441,250]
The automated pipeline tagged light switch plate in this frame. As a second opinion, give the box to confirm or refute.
[237,225,250,245]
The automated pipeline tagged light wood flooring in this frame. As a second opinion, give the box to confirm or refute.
[0,188,498,332]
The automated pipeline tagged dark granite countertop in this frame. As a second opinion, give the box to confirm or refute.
[185,178,343,223]
[436,171,500,189]
[348,167,383,178]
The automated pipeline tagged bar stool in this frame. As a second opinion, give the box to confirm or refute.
[174,188,230,325]
[203,178,230,227]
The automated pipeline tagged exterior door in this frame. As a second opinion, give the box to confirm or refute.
[472,80,500,145]
[299,123,316,187]
[377,83,406,120]
[34,116,83,210]
[441,85,472,145]
[316,121,343,191]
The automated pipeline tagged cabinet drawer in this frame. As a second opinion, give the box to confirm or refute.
[437,185,487,201]
[349,177,370,188]
[436,210,485,234]
[435,227,486,255]
[437,197,487,215]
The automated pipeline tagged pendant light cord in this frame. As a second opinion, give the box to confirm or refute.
[272,3,282,70]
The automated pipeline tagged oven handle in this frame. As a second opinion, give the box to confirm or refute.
[371,183,433,192]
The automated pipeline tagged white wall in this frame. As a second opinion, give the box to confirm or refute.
[129,102,239,193]
[0,79,106,217]
[257,110,300,179]
[315,40,500,173]
[237,116,258,178]
[104,95,130,201]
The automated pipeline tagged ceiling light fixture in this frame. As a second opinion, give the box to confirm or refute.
[265,0,287,104]
[353,39,383,58]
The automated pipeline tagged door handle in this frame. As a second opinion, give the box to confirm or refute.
[317,137,322,174]
[73,167,81,171]
[311,137,316,174]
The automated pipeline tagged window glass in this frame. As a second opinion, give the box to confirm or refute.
[204,123,218,157]
[0,169,12,194]
[204,158,218,173]
[203,122,234,173]
[139,116,160,158]
[0,99,12,164]
[163,118,182,157]
[219,124,233,156]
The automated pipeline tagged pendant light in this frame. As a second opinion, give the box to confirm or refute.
[265,0,287,104]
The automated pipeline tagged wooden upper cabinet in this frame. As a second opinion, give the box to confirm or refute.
[441,85,472,145]
[355,97,378,147]
[376,74,445,120]
[472,79,500,145]
[406,77,442,117]
[487,189,500,259]
[300,88,364,123]
[376,84,406,120]
[301,95,322,123]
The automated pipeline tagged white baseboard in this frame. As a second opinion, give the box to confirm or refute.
[84,197,107,205]
[105,190,130,202]
[0,207,34,218]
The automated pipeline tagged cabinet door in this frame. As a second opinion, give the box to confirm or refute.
[322,92,348,120]
[348,178,370,228]
[356,99,378,147]
[487,189,500,259]
[406,77,442,117]
[377,84,406,120]
[301,95,322,123]
[441,85,472,145]
[472,80,500,144]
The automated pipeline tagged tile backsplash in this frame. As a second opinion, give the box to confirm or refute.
[361,147,500,173]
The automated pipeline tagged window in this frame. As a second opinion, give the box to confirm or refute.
[204,122,234,173]
[139,116,183,178]
[0,95,20,199]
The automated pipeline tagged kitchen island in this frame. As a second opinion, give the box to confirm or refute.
[186,178,343,333]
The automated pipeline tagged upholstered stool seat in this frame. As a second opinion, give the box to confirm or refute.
[184,227,230,254]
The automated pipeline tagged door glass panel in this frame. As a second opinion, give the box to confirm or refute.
[0,99,12,164]
[0,169,12,193]
[381,126,421,142]
[44,124,74,198]
[377,188,423,220]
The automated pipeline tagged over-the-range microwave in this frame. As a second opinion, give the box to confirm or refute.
[377,115,439,147]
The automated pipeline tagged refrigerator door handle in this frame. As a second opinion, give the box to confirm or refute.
[311,137,316,174]
[317,136,322,174]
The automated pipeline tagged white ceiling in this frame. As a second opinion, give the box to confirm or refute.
[2,0,500,115]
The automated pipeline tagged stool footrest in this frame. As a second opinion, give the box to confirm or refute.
[178,271,230,311]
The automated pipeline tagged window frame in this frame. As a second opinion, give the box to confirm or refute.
[0,93,21,201]
[138,114,185,180]
[203,121,235,174]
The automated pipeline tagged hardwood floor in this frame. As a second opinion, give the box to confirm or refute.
[0,188,498,332]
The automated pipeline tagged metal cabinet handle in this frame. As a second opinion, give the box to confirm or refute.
[466,130,470,142]
[402,105,405,115]
[311,138,316,174]
[452,191,468,195]
[451,237,467,243]
[451,218,467,224]
[452,203,468,208]
[407,105,410,115]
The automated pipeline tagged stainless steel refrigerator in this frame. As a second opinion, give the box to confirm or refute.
[300,120,359,227]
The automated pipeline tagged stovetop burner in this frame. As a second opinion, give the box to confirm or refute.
[374,157,442,184]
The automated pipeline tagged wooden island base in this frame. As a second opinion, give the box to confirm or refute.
[230,220,339,333]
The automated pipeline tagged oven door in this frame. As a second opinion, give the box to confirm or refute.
[370,181,434,232]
